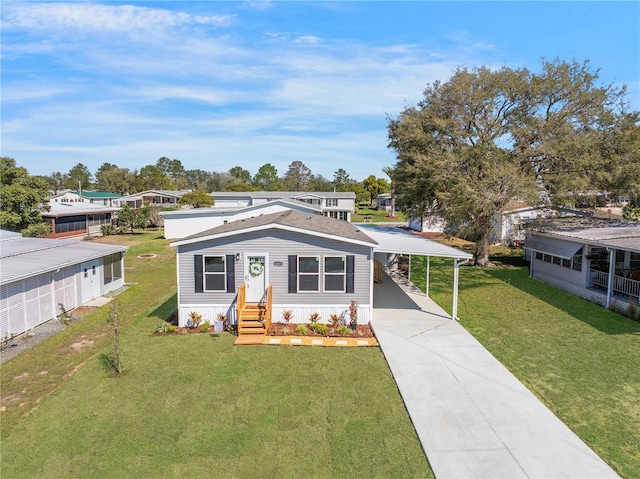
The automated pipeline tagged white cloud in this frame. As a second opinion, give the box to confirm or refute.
[1,3,234,33]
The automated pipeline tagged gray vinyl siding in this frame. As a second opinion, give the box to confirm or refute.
[530,256,609,306]
[177,229,371,306]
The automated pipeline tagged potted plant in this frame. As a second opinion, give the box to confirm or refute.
[349,300,358,331]
[214,312,227,333]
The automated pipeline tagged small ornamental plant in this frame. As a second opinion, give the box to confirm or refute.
[189,311,203,329]
[349,300,358,326]
[329,313,340,328]
[337,325,350,336]
[309,312,321,324]
[282,310,293,324]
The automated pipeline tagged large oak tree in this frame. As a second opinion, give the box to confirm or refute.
[387,59,639,265]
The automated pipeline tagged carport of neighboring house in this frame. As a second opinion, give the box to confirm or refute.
[358,225,473,319]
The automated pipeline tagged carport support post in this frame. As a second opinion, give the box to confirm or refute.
[425,256,430,297]
[453,258,468,320]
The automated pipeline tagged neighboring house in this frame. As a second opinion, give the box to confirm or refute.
[160,199,321,239]
[42,202,120,239]
[408,203,584,243]
[169,209,472,341]
[115,190,190,208]
[49,190,122,207]
[209,191,356,221]
[524,218,640,311]
[0,231,127,339]
[376,193,393,212]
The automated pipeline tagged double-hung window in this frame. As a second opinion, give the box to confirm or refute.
[298,256,319,291]
[324,256,345,291]
[204,256,226,291]
[326,198,338,207]
[288,255,354,294]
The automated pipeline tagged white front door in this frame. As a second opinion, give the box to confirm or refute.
[80,260,101,304]
[245,255,267,303]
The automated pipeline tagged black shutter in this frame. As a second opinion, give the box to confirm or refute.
[288,255,297,293]
[226,254,235,293]
[346,255,355,293]
[194,255,203,293]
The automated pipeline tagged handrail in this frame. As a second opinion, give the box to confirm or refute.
[237,284,246,323]
[590,270,640,299]
[265,284,273,330]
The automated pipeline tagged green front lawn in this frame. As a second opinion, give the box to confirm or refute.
[1,232,431,479]
[410,254,640,478]
[352,206,407,223]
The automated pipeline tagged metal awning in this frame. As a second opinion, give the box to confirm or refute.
[358,225,472,259]
[524,234,582,259]
[358,225,472,320]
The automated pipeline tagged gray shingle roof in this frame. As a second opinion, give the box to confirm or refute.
[173,209,376,246]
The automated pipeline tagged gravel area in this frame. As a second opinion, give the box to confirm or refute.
[1,319,67,364]
[0,307,97,365]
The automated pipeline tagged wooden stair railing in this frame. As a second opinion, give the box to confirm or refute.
[236,284,272,337]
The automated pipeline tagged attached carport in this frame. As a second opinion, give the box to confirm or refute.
[358,226,473,319]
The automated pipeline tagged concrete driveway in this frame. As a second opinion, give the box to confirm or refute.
[371,271,619,479]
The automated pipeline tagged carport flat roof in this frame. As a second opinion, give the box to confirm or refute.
[358,225,472,259]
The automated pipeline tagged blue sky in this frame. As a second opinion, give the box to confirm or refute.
[2,1,639,182]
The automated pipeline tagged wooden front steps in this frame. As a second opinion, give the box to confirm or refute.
[237,304,267,335]
[234,334,266,345]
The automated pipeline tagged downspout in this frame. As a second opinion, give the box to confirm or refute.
[453,258,470,320]
[606,248,615,309]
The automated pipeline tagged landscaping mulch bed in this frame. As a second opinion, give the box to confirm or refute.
[268,323,374,338]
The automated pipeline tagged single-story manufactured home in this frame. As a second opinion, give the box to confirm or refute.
[409,203,585,243]
[115,190,190,209]
[524,218,640,311]
[169,209,472,342]
[42,202,120,239]
[49,190,122,207]
[209,191,356,222]
[0,230,128,339]
[160,199,321,239]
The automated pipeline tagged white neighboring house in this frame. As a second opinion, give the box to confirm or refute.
[0,231,128,339]
[48,190,122,206]
[408,203,580,243]
[209,191,356,221]
[160,199,321,239]
[115,190,190,208]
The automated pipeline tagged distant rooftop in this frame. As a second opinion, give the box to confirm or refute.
[43,202,120,217]
[528,217,640,253]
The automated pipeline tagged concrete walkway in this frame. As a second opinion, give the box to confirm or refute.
[371,271,619,479]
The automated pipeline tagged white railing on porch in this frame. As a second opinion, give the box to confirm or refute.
[590,270,640,299]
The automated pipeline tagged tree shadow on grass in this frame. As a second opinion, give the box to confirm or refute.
[484,267,640,336]
[148,294,178,325]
